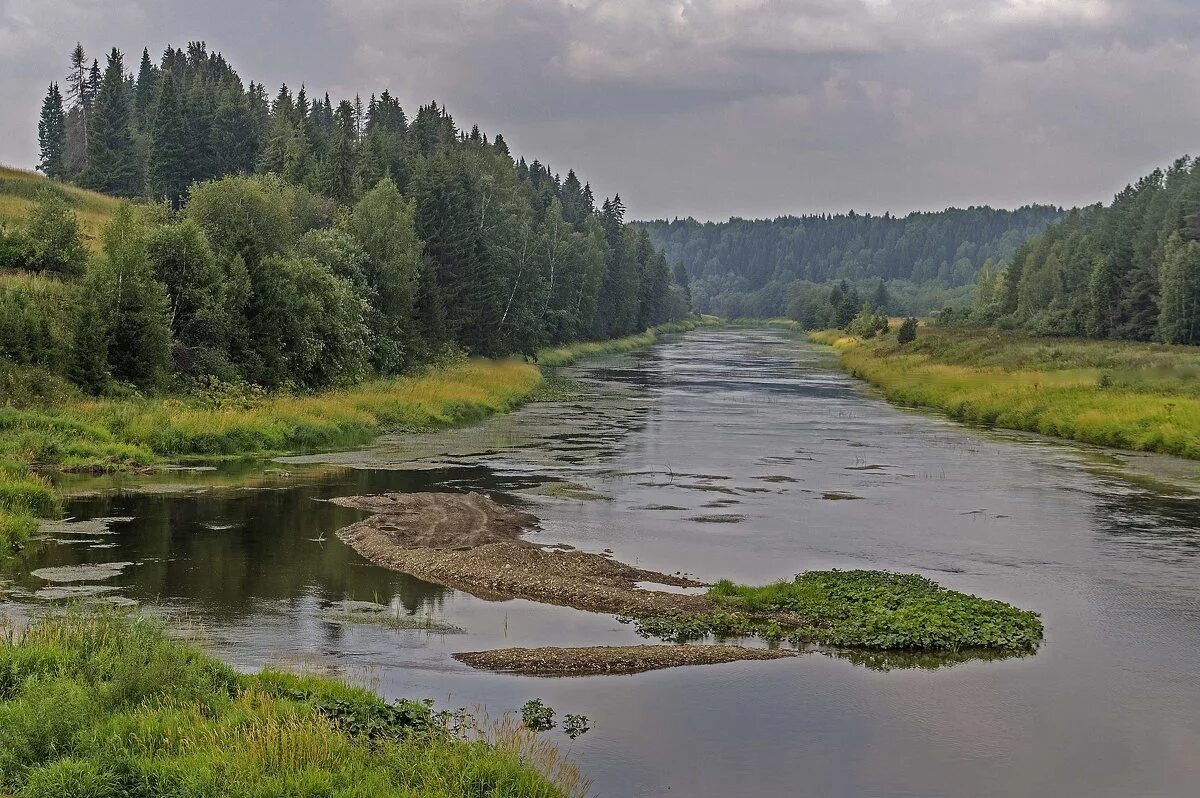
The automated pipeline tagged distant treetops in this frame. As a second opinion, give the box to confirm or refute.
[16,42,691,395]
[637,206,1064,318]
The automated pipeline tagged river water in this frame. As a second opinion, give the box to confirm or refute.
[5,328,1200,797]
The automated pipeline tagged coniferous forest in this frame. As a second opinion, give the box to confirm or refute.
[637,206,1063,318]
[9,42,689,394]
[961,156,1200,344]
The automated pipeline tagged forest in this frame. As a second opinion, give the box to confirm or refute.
[957,156,1200,345]
[636,205,1063,318]
[3,42,690,396]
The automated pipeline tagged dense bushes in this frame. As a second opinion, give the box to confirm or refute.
[0,273,78,368]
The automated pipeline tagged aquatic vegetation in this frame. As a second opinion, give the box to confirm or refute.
[317,601,464,633]
[530,481,610,501]
[0,611,580,797]
[627,570,1043,653]
[812,327,1200,459]
[520,699,557,732]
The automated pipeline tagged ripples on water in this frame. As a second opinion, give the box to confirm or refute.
[6,329,1200,797]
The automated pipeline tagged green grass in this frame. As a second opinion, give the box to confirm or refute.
[629,570,1043,653]
[0,611,581,797]
[0,461,60,553]
[1,359,543,472]
[0,359,542,552]
[0,165,120,249]
[809,326,1200,459]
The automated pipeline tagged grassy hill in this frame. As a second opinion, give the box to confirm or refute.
[0,165,120,248]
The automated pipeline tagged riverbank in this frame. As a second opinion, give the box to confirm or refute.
[0,323,702,551]
[810,326,1200,460]
[0,611,583,797]
[536,319,705,366]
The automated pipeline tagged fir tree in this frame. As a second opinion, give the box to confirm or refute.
[147,72,189,208]
[65,44,90,148]
[81,49,139,196]
[134,47,158,130]
[37,83,67,179]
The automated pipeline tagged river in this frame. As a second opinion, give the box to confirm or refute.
[6,328,1200,797]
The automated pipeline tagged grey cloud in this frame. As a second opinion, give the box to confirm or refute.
[2,0,1199,220]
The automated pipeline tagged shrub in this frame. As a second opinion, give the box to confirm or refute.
[897,317,919,344]
[24,189,88,276]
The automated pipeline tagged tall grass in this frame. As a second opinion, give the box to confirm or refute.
[2,359,542,471]
[811,326,1200,459]
[0,611,581,797]
[0,461,59,552]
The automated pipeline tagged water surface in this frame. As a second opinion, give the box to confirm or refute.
[7,329,1200,797]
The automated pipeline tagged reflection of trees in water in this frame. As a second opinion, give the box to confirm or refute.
[1091,486,1200,561]
[13,348,671,623]
[24,467,462,619]
[827,647,1032,672]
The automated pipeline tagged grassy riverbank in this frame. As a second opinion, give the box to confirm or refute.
[0,359,541,551]
[810,326,1200,460]
[0,612,581,797]
[536,319,704,366]
[0,323,703,551]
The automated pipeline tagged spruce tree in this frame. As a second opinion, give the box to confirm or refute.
[81,49,139,196]
[65,44,90,148]
[134,47,158,130]
[318,101,359,203]
[211,83,257,175]
[37,83,67,179]
[147,72,189,208]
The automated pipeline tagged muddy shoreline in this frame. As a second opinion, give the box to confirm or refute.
[333,491,711,616]
[454,645,795,676]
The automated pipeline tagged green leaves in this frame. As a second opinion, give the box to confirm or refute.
[708,570,1044,652]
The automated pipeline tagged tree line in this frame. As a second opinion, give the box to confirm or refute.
[11,42,690,394]
[958,156,1200,344]
[636,206,1063,318]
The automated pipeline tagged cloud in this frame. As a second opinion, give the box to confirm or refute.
[2,0,1199,219]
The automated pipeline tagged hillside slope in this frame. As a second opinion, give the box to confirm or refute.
[0,165,120,246]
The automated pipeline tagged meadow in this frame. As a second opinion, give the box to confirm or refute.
[0,358,541,551]
[809,326,1200,460]
[0,166,119,248]
[0,611,583,797]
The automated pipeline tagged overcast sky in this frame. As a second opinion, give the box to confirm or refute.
[2,0,1199,220]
